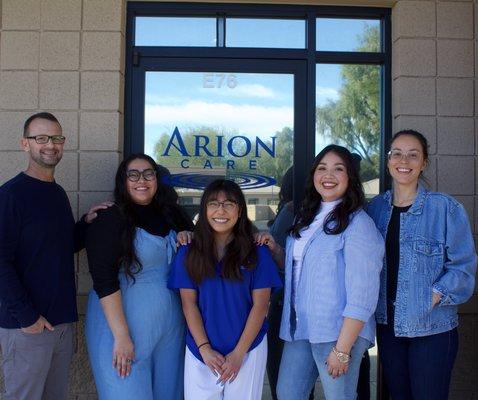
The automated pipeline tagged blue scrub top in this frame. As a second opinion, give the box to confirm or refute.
[168,244,282,362]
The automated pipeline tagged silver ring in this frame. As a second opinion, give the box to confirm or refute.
[126,359,132,364]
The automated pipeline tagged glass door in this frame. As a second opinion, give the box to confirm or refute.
[129,58,308,228]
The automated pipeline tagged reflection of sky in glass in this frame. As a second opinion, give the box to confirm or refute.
[135,17,216,46]
[226,18,305,48]
[315,63,381,195]
[144,72,294,156]
[316,18,380,52]
[136,17,306,49]
[315,64,342,153]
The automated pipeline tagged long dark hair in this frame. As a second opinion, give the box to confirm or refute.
[267,166,293,228]
[291,145,365,237]
[114,153,193,279]
[185,179,257,285]
[277,166,293,213]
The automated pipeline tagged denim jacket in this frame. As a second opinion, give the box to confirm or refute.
[367,186,477,337]
[279,209,384,344]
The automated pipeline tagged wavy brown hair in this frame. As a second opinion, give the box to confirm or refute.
[291,145,365,237]
[185,179,257,285]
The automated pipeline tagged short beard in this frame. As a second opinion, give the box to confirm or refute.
[30,152,62,168]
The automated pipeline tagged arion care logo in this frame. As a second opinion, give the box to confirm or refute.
[164,172,277,190]
[160,127,278,189]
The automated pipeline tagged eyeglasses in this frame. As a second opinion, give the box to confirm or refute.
[26,135,66,144]
[126,168,157,182]
[206,200,238,211]
[387,149,422,162]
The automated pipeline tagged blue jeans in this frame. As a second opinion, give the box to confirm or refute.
[377,324,458,400]
[277,337,371,400]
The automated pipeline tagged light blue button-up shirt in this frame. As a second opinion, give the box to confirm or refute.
[279,209,384,344]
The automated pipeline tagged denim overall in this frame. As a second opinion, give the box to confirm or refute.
[86,229,185,400]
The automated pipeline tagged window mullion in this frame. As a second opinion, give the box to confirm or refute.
[217,14,226,47]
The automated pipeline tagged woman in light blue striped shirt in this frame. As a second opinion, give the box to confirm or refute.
[257,145,384,400]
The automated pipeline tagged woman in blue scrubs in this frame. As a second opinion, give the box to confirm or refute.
[169,179,282,400]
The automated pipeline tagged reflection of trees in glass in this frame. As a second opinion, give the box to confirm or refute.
[152,126,293,182]
[316,26,380,181]
[230,127,294,182]
[259,127,293,182]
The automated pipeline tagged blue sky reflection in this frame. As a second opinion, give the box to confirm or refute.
[144,72,294,158]
[316,18,380,52]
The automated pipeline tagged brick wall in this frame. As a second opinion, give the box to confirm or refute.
[0,0,125,398]
[392,2,478,398]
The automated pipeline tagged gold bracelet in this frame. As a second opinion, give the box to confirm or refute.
[332,346,351,364]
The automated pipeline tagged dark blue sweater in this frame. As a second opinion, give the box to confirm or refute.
[0,173,82,328]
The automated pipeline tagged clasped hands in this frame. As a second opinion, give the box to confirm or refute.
[199,344,245,385]
[326,350,349,379]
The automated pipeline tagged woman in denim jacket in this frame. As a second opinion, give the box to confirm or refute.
[257,145,384,400]
[367,130,477,400]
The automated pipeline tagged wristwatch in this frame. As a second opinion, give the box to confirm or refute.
[332,346,351,364]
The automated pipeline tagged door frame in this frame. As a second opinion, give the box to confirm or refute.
[125,2,392,199]
[125,5,393,395]
[127,56,310,205]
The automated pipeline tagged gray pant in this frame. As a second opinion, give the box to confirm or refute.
[0,323,74,400]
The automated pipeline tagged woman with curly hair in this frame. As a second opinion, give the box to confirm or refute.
[85,153,193,400]
[257,145,384,400]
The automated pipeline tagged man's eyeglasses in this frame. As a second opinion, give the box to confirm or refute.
[387,149,422,162]
[26,135,66,144]
[206,200,238,211]
[126,169,157,182]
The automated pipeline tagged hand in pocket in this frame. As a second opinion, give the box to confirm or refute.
[432,292,442,307]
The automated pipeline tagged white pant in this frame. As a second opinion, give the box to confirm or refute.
[184,337,267,400]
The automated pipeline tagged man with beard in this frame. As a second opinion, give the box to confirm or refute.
[0,112,108,400]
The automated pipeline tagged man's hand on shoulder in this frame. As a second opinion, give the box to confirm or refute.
[85,201,114,224]
[21,315,54,334]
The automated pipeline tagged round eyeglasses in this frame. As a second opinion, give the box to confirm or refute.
[126,169,157,182]
[206,200,238,211]
[387,149,422,162]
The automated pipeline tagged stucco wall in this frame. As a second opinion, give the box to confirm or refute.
[0,0,477,399]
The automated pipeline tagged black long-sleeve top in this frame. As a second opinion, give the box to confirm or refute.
[0,173,85,328]
[85,203,173,299]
